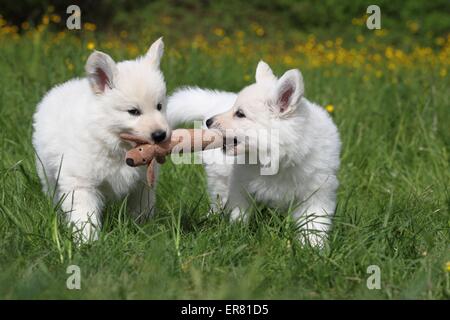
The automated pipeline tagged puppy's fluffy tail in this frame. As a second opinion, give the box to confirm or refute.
[167,87,236,128]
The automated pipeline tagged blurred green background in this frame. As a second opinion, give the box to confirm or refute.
[1,0,449,46]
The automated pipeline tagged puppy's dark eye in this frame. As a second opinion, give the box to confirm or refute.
[157,103,162,111]
[235,109,246,118]
[127,108,141,116]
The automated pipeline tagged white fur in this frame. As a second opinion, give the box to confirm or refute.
[167,87,236,128]
[32,38,169,242]
[167,61,341,246]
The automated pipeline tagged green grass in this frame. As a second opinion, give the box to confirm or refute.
[0,27,449,299]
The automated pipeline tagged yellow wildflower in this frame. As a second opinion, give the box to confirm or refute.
[374,29,387,37]
[42,15,50,25]
[351,17,364,26]
[446,261,450,272]
[251,23,265,37]
[255,27,264,37]
[326,52,335,62]
[127,44,139,56]
[283,55,294,65]
[87,42,95,50]
[50,14,61,23]
[385,47,394,59]
[213,28,225,37]
[407,20,419,33]
[84,22,97,31]
[235,30,245,39]
[325,104,334,113]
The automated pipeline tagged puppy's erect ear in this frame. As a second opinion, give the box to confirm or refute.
[145,37,164,68]
[271,69,304,113]
[255,60,276,83]
[85,51,118,94]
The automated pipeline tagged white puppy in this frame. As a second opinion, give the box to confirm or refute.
[32,38,170,242]
[167,61,341,246]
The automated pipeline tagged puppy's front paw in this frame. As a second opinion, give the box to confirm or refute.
[298,231,327,248]
[229,207,248,223]
[206,200,225,217]
[72,222,99,244]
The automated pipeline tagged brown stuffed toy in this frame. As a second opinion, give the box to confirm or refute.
[120,129,223,186]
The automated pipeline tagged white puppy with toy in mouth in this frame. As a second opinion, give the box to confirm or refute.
[168,61,341,246]
[32,38,170,242]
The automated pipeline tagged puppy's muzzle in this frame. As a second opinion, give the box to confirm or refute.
[151,130,167,143]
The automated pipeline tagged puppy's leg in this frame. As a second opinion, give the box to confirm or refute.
[58,186,103,243]
[293,175,338,247]
[203,150,233,214]
[127,182,155,223]
[205,166,231,214]
[293,194,336,247]
[294,206,333,247]
[127,165,158,222]
[225,179,250,222]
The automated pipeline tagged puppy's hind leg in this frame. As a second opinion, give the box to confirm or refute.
[293,175,338,248]
[294,206,333,248]
[293,194,336,248]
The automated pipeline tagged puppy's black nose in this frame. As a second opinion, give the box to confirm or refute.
[151,130,167,143]
[206,117,214,128]
[126,158,135,167]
